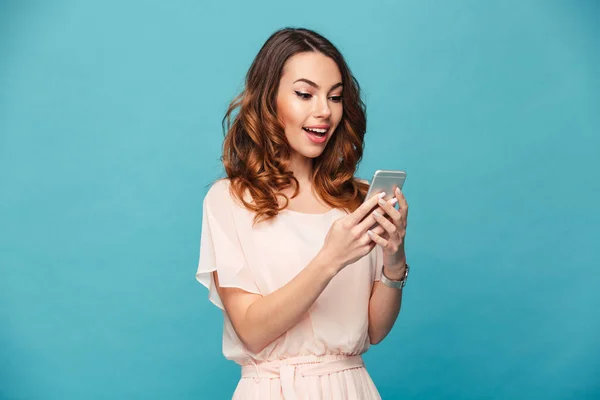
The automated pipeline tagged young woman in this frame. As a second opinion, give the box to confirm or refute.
[196,27,410,399]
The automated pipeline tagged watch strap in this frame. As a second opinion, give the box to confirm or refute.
[380,264,409,289]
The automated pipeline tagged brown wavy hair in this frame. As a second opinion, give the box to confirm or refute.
[220,27,369,225]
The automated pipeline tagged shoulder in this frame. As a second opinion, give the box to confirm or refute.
[204,178,251,213]
[203,178,232,210]
[206,178,230,197]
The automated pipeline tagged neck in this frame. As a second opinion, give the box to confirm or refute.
[289,152,313,185]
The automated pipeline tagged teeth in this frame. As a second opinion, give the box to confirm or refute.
[304,127,328,134]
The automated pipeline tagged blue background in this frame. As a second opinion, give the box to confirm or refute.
[1,1,599,399]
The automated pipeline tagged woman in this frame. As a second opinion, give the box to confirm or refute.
[196,27,409,399]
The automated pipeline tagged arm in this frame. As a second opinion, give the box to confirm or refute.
[214,250,340,354]
[368,257,407,344]
[365,184,410,345]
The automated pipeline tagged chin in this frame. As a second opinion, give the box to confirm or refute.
[298,145,328,159]
[308,148,326,158]
[287,132,334,159]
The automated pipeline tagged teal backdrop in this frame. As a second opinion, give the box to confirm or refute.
[1,1,598,399]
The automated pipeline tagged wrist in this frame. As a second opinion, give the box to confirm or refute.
[316,249,343,277]
[383,252,407,280]
[383,250,407,271]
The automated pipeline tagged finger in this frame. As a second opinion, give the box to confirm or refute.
[394,188,409,223]
[368,223,391,241]
[357,199,395,233]
[348,191,387,226]
[377,195,402,224]
[367,229,389,248]
[361,204,385,230]
[371,210,397,236]
[360,224,385,246]
[361,221,386,239]
[370,223,386,237]
[394,187,408,211]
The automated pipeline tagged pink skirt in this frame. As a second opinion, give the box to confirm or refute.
[233,354,381,400]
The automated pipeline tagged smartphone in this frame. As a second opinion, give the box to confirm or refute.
[364,170,407,202]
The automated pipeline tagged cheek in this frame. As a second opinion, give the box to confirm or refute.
[278,97,306,128]
[332,104,344,127]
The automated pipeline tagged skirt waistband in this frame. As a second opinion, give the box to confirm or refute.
[241,354,364,379]
[241,355,365,399]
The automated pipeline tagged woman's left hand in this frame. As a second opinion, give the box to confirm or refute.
[367,186,409,269]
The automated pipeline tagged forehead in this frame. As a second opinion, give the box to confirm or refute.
[280,52,342,85]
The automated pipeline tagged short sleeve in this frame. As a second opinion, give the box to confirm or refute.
[195,181,261,310]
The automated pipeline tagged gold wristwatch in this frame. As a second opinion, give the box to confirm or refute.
[380,264,410,289]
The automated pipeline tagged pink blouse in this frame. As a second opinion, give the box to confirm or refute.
[196,178,384,365]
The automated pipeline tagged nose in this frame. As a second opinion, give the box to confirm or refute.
[314,95,332,119]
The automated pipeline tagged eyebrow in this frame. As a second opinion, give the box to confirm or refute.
[293,78,343,92]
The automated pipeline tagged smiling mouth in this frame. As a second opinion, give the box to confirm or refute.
[302,127,328,136]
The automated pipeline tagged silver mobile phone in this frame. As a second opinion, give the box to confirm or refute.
[364,170,407,202]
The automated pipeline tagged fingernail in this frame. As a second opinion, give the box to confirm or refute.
[367,230,374,236]
[378,198,386,206]
[373,211,381,217]
[389,198,398,205]
[395,187,401,194]
[377,192,386,199]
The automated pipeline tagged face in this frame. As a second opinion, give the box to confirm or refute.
[276,52,343,160]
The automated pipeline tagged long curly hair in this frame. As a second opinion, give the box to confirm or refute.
[220,27,369,225]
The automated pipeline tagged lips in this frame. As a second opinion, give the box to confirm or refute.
[303,127,327,136]
[304,128,328,144]
[302,125,330,137]
[304,125,331,130]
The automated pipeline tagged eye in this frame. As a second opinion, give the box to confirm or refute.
[295,91,312,100]
[329,95,342,103]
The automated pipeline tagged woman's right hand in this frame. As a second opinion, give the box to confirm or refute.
[321,191,391,272]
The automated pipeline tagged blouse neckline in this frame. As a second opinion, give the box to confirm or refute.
[280,207,338,216]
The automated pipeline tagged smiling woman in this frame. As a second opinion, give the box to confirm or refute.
[196,27,409,399]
